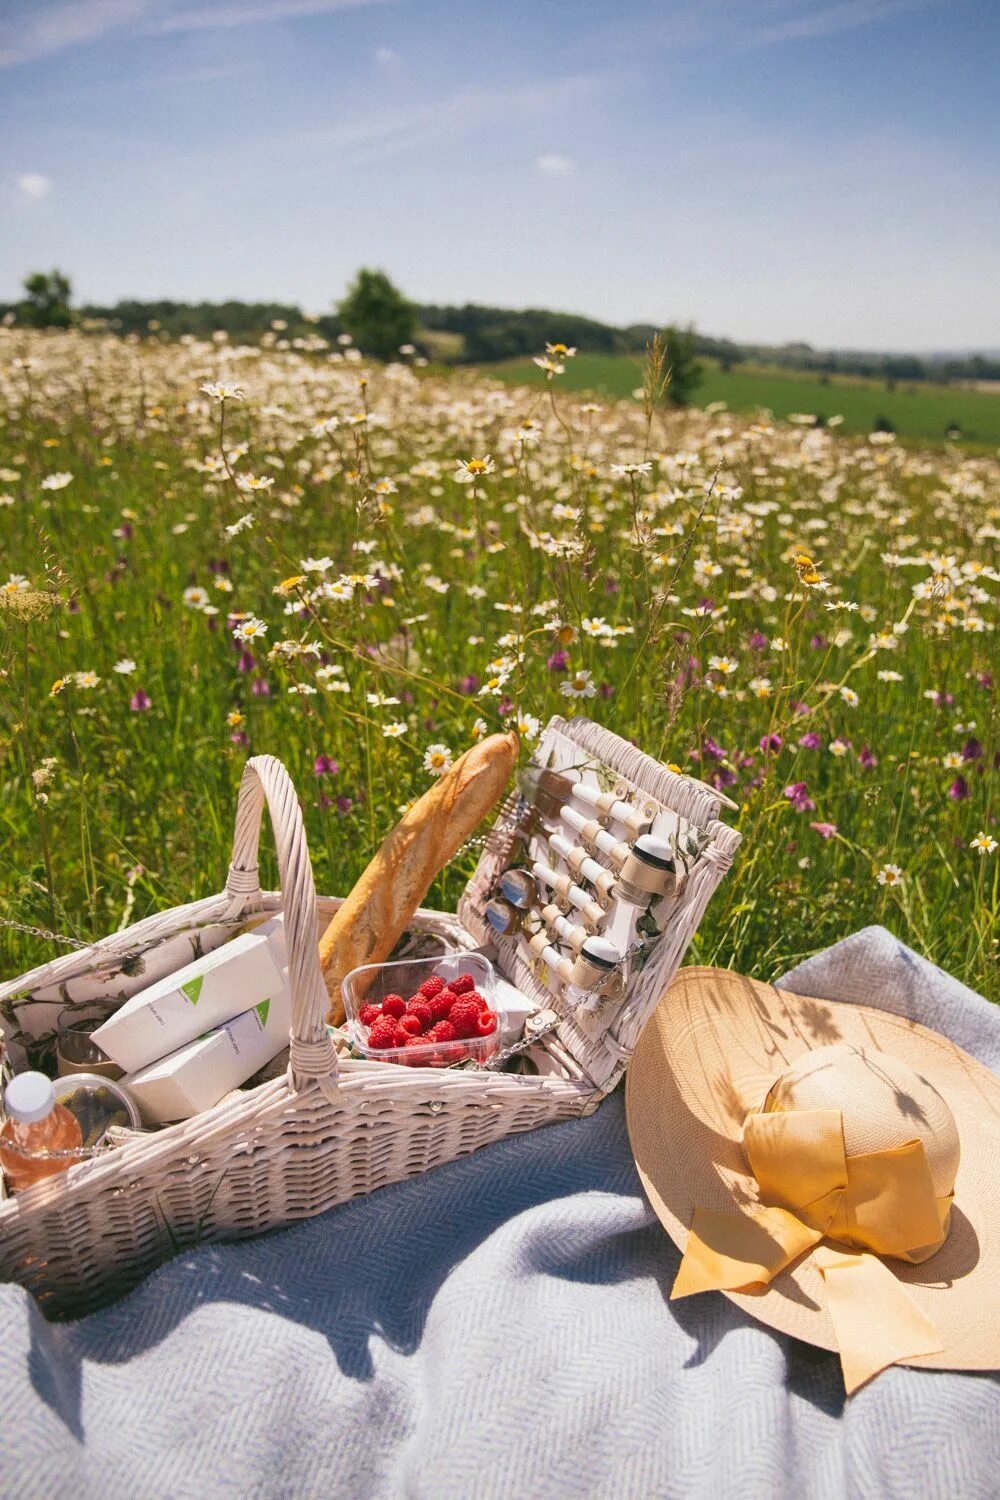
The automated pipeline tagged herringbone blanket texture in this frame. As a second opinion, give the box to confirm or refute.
[0,927,997,1499]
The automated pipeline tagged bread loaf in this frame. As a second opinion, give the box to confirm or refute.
[321,731,518,1023]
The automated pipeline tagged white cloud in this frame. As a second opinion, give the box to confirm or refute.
[752,0,931,45]
[536,154,575,176]
[0,0,150,68]
[0,0,394,63]
[285,79,600,166]
[374,45,397,64]
[158,0,395,34]
[17,173,52,199]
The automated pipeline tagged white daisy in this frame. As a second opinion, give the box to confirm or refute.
[560,669,597,699]
[422,743,454,777]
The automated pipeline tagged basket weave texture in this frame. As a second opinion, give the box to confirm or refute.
[0,717,739,1317]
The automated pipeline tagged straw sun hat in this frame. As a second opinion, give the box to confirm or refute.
[625,966,1000,1394]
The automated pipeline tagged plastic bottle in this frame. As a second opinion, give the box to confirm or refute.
[0,1071,83,1192]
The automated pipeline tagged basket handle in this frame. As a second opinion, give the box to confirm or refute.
[226,755,339,1095]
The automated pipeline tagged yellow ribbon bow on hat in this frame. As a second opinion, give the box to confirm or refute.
[671,1101,953,1394]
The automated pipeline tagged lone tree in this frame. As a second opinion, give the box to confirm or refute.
[662,324,703,407]
[337,269,416,362]
[19,269,73,329]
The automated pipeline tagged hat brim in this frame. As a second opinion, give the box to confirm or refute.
[625,966,1000,1370]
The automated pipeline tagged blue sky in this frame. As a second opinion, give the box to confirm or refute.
[2,0,998,348]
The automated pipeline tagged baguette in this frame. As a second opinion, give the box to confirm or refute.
[321,731,518,1023]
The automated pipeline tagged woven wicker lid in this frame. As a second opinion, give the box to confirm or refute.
[625,966,1000,1370]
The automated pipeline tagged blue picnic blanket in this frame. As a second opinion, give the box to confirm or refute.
[0,926,997,1499]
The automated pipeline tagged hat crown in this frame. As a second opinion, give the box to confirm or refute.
[765,1042,960,1198]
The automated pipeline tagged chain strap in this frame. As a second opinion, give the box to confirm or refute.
[476,1008,565,1070]
[0,917,93,951]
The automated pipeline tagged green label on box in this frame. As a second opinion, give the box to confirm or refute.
[181,975,203,1005]
[256,999,270,1027]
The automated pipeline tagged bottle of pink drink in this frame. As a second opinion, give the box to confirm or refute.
[0,1071,82,1192]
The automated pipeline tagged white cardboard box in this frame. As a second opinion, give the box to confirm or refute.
[93,916,286,1073]
[122,984,292,1123]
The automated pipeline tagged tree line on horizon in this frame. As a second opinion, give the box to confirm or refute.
[4,268,999,388]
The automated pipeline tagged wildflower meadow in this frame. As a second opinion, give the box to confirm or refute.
[1,327,996,1001]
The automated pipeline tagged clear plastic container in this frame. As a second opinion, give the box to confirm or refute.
[54,1073,142,1145]
[341,952,502,1068]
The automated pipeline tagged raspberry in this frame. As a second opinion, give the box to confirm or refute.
[418,975,447,1000]
[399,1013,422,1037]
[381,994,406,1019]
[469,991,489,1012]
[367,1020,396,1050]
[358,1003,382,1027]
[428,991,454,1023]
[476,1012,497,1036]
[447,973,475,996]
[448,997,481,1039]
[406,1000,433,1031]
[427,1020,457,1043]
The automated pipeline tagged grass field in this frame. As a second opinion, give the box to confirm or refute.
[487,354,1000,447]
[0,329,997,1003]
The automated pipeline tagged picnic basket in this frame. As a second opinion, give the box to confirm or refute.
[0,715,740,1317]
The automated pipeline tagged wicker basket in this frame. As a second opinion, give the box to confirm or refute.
[0,716,739,1317]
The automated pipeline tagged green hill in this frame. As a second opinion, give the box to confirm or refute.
[485,354,1000,447]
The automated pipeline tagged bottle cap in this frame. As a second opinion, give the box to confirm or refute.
[633,834,676,871]
[580,936,620,972]
[5,1070,56,1124]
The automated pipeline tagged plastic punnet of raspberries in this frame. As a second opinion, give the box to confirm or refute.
[418,975,446,1000]
[381,994,406,1019]
[448,997,482,1039]
[358,1003,382,1027]
[367,1020,397,1050]
[448,974,476,996]
[406,999,433,1030]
